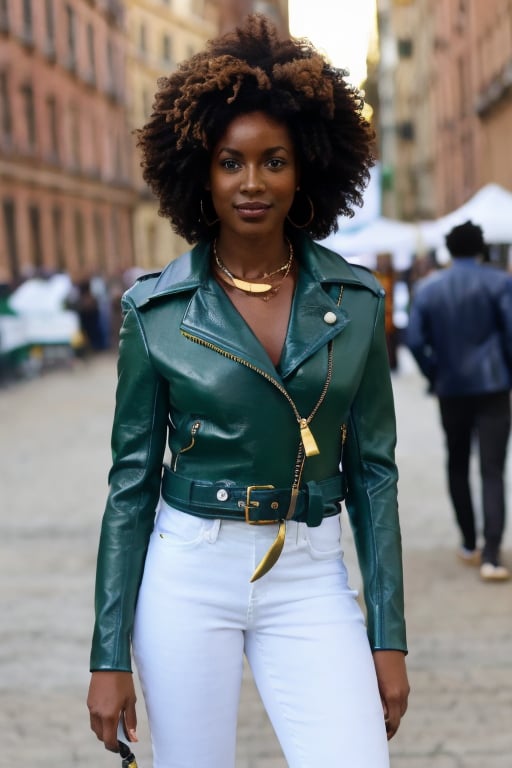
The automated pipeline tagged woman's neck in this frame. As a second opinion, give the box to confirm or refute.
[214,233,291,279]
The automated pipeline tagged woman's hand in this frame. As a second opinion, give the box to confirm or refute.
[87,670,138,752]
[372,650,410,740]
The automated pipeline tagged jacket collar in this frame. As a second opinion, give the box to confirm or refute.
[136,236,377,380]
[138,235,378,303]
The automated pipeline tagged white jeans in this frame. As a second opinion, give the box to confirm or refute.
[133,501,389,768]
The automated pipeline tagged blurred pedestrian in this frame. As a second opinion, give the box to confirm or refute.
[70,278,103,353]
[374,252,398,371]
[408,220,512,581]
[87,15,409,767]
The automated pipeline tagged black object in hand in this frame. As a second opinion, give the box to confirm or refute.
[118,739,138,768]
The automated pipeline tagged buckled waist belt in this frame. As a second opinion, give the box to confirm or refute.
[161,466,345,528]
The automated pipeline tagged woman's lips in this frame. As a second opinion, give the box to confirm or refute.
[235,202,271,218]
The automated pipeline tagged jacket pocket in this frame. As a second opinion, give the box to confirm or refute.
[339,422,347,471]
[172,419,201,472]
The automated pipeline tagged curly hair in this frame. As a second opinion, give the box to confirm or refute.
[136,14,375,243]
[445,220,485,257]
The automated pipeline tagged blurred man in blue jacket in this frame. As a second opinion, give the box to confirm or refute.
[408,220,512,581]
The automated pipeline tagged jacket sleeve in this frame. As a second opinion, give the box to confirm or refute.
[90,295,169,671]
[407,287,437,385]
[343,293,407,653]
[496,275,512,372]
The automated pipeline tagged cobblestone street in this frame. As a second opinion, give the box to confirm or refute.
[0,350,511,767]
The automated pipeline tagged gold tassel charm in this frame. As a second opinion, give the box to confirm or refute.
[250,521,286,582]
[299,419,320,457]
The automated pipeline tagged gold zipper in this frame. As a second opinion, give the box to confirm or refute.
[180,285,344,463]
[172,420,201,471]
[180,331,332,458]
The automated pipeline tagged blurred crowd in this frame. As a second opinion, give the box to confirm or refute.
[0,243,503,387]
[373,249,439,373]
[0,268,148,385]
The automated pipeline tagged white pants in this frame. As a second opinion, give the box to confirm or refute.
[133,501,389,768]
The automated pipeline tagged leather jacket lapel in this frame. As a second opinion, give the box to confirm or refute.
[180,277,280,379]
[279,269,350,379]
[134,237,371,381]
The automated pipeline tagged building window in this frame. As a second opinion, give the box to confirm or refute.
[66,4,77,71]
[0,70,12,139]
[142,87,151,118]
[114,133,124,181]
[69,104,81,169]
[111,208,120,269]
[28,205,43,269]
[458,55,468,117]
[162,34,172,64]
[455,0,467,33]
[74,210,85,269]
[0,0,10,33]
[22,0,33,43]
[89,116,100,176]
[2,199,20,281]
[20,82,36,148]
[44,0,55,56]
[46,95,59,160]
[52,206,65,272]
[397,38,413,58]
[93,212,106,273]
[139,23,147,53]
[87,23,96,85]
[397,120,415,141]
[146,221,156,261]
[106,40,116,97]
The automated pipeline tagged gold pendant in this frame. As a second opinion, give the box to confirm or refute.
[230,276,273,293]
[300,419,320,456]
[250,521,286,582]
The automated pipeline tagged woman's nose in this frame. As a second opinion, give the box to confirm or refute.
[240,165,265,193]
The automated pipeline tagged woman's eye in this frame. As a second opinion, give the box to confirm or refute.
[267,158,286,169]
[221,159,240,170]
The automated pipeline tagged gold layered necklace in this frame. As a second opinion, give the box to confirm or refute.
[213,239,294,301]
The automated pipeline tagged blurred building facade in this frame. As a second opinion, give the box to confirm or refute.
[218,0,288,34]
[125,0,220,270]
[0,0,289,283]
[373,0,512,220]
[0,0,135,283]
[128,0,288,269]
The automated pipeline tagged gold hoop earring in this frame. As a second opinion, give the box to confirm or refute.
[200,198,220,227]
[286,192,315,229]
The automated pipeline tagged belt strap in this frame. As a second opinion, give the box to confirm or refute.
[161,467,345,527]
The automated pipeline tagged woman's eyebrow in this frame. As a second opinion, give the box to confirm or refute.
[217,145,290,155]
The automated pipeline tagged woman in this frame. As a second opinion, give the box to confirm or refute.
[87,15,409,767]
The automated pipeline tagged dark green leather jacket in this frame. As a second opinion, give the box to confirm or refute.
[90,236,407,671]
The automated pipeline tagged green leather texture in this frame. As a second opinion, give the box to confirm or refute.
[90,236,407,671]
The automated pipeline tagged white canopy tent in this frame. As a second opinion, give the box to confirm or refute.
[6,274,79,347]
[319,216,426,271]
[321,183,512,270]
[417,183,512,263]
[318,162,426,270]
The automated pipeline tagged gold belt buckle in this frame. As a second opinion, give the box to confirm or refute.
[245,485,276,524]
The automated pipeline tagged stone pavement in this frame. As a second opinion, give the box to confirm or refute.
[0,349,511,767]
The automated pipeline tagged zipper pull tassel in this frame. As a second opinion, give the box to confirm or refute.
[299,419,320,457]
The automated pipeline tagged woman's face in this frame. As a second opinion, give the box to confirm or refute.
[207,111,299,239]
